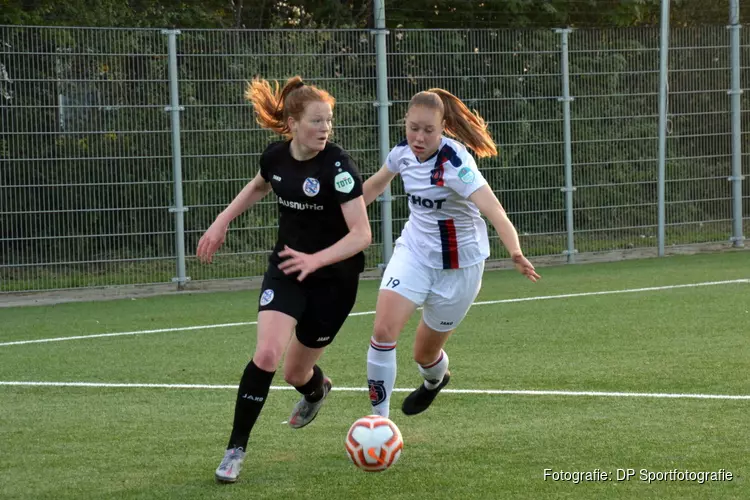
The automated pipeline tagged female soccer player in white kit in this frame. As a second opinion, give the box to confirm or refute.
[363,88,540,417]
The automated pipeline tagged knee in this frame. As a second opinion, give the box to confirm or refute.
[372,318,402,344]
[252,347,283,372]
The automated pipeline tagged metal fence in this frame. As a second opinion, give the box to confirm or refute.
[1,23,748,293]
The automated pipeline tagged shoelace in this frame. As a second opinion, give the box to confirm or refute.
[297,401,313,418]
[219,450,240,471]
[296,385,328,420]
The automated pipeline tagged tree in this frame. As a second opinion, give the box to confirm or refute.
[1,0,745,30]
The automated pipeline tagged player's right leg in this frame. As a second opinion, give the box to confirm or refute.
[216,310,296,483]
[369,244,428,418]
[216,271,303,484]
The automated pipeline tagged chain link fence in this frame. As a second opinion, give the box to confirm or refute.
[1,25,748,292]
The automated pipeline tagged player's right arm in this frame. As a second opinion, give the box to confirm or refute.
[214,171,272,226]
[197,171,272,263]
[363,164,398,206]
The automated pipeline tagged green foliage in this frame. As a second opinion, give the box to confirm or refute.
[0,0,744,29]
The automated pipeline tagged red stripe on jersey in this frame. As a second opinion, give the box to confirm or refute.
[437,219,459,270]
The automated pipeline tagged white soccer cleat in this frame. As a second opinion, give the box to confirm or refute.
[288,377,332,429]
[215,447,246,483]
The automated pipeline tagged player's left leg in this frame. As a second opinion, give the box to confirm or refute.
[402,260,484,416]
[284,339,330,428]
[401,320,453,415]
[284,273,359,428]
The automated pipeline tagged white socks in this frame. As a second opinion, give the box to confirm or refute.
[367,337,397,418]
[418,350,449,390]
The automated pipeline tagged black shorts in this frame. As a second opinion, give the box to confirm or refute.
[257,266,360,349]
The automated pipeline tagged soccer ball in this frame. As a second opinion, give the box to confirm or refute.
[345,415,403,472]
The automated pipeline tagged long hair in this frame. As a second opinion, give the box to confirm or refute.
[244,75,335,139]
[408,89,497,158]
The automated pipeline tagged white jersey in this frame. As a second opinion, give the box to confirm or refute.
[386,136,490,270]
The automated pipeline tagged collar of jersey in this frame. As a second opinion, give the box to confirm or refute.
[285,139,326,163]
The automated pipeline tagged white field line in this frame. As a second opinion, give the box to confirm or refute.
[1,278,748,348]
[0,380,749,400]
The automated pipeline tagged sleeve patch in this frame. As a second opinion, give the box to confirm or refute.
[458,166,476,184]
[334,171,355,193]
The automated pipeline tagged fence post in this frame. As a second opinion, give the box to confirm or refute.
[657,0,671,256]
[729,0,746,248]
[373,0,393,270]
[556,28,577,263]
[163,29,189,289]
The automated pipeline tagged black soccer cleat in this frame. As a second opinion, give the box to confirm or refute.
[401,371,451,416]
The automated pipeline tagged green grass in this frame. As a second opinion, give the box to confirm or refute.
[0,251,749,499]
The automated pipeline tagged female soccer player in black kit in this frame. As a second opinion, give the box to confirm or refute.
[197,76,371,483]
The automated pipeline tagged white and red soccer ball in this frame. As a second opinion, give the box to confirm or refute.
[345,415,403,472]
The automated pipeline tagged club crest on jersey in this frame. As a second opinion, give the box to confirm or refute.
[259,289,274,306]
[458,166,475,184]
[368,379,387,405]
[302,177,320,197]
[430,168,443,185]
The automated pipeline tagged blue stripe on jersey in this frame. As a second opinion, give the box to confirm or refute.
[436,144,462,168]
[397,139,408,147]
[431,144,463,185]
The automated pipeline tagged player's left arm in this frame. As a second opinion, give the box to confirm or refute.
[469,186,540,282]
[312,196,371,268]
[278,153,372,281]
[444,151,539,282]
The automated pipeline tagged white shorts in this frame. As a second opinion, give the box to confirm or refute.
[379,242,484,332]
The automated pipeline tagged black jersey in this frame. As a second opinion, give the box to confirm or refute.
[259,140,365,280]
